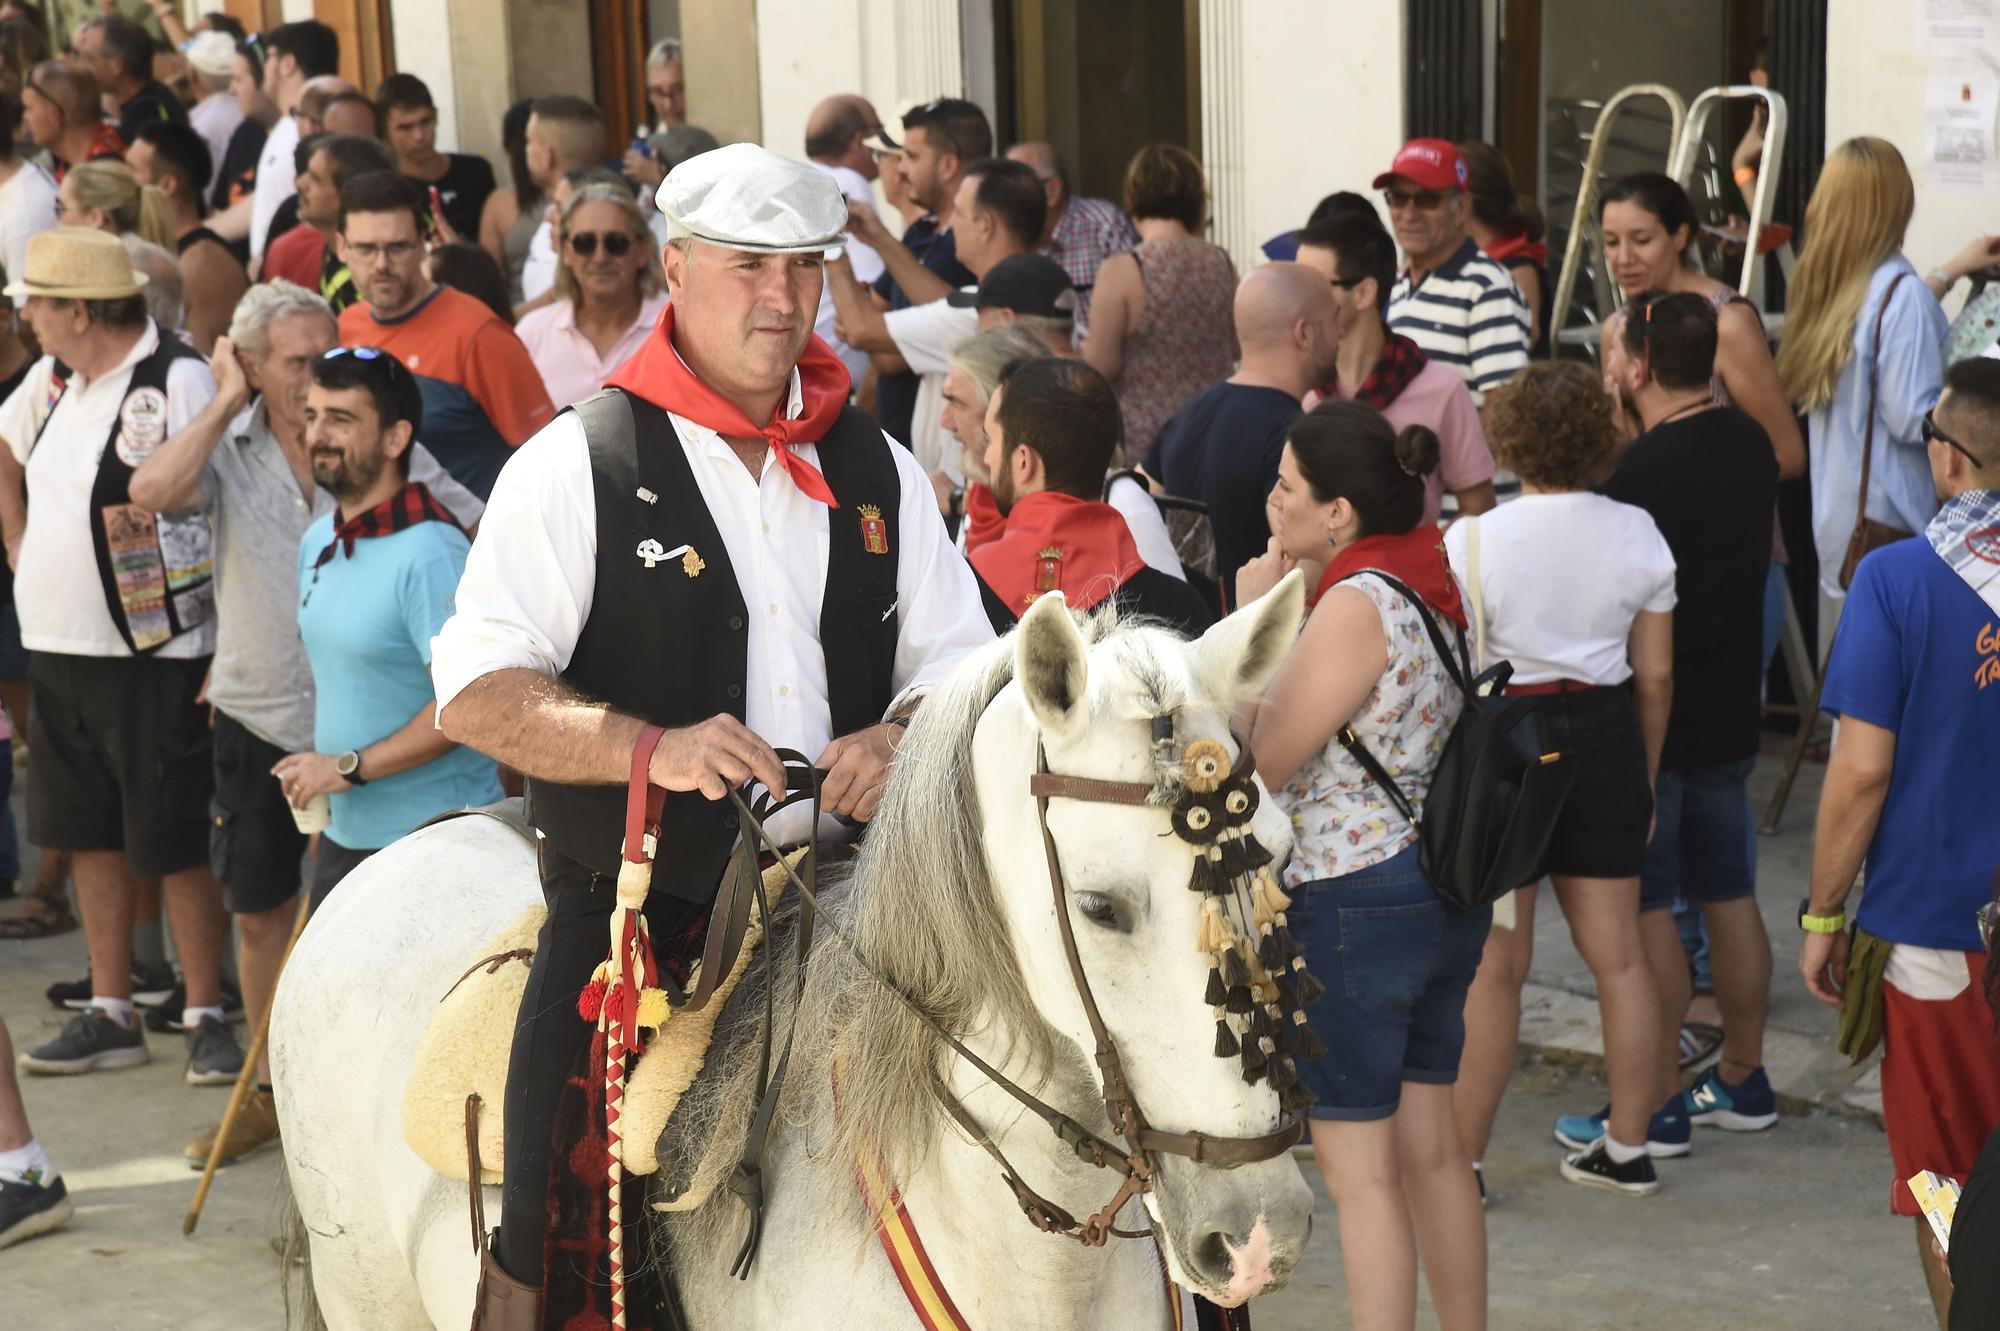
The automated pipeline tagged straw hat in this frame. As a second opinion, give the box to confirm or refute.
[1,228,149,301]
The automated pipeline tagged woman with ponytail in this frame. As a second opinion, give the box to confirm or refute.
[1775,137,1946,602]
[1237,399,1490,1331]
[58,158,178,253]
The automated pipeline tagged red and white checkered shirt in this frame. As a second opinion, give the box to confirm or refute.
[1040,195,1139,331]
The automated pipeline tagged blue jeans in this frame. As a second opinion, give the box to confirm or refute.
[1288,843,1493,1121]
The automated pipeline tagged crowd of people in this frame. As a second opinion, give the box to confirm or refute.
[0,8,1996,1329]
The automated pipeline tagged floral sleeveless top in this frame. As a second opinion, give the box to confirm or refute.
[1115,238,1240,462]
[1275,573,1467,884]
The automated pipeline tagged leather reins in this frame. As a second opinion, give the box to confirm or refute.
[714,731,1301,1268]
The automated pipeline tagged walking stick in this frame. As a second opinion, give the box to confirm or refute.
[183,889,312,1236]
[1759,651,1831,836]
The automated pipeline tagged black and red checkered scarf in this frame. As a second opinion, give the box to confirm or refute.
[1347,332,1430,412]
[310,481,465,569]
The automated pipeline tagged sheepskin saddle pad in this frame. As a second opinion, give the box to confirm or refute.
[400,880,774,1188]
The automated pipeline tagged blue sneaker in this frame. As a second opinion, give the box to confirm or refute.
[0,1169,73,1249]
[1553,1095,1691,1158]
[1683,1066,1778,1132]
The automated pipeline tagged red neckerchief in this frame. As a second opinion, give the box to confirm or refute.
[971,491,1143,615]
[962,482,1005,553]
[311,480,465,569]
[1484,229,1549,267]
[1341,332,1430,412]
[605,303,851,507]
[1312,527,1467,628]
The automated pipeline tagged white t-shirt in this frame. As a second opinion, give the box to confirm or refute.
[885,294,978,478]
[810,161,884,387]
[0,161,57,310]
[0,327,220,658]
[1443,492,1675,687]
[1104,473,1185,580]
[521,218,558,303]
[250,114,300,262]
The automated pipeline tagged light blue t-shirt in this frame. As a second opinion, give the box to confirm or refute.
[296,512,501,849]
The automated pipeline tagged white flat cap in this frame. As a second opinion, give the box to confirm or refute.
[655,142,847,259]
[186,31,238,82]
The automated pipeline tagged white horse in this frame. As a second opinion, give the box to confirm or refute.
[272,576,1315,1330]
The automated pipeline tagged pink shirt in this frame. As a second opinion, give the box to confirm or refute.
[1329,358,1496,524]
[514,291,669,411]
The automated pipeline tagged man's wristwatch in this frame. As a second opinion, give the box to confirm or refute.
[336,750,368,786]
[1798,898,1846,934]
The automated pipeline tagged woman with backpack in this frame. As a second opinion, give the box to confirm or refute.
[1445,362,1677,1199]
[1237,398,1490,1331]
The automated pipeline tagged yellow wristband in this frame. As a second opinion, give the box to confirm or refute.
[1800,911,1846,935]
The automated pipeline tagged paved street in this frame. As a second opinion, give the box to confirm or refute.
[0,746,1936,1329]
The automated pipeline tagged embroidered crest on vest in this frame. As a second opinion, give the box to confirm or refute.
[858,503,889,556]
[1034,547,1063,597]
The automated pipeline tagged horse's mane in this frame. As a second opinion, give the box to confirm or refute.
[656,608,1184,1267]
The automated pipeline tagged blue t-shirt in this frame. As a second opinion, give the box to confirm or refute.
[1820,539,2000,950]
[1142,381,1301,588]
[296,513,502,850]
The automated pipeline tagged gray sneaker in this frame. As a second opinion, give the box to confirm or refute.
[20,1010,148,1075]
[185,1015,244,1086]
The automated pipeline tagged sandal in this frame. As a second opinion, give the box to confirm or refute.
[1678,1021,1724,1070]
[0,889,77,940]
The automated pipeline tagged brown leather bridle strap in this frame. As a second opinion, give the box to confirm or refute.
[1026,772,1156,806]
[1135,1120,1300,1166]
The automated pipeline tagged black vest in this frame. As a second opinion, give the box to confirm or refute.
[32,335,215,656]
[526,390,902,900]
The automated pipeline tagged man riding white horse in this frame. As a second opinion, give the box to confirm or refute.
[431,141,994,1327]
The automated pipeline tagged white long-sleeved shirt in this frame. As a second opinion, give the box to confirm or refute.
[432,369,995,844]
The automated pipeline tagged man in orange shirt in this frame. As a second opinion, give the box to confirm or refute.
[335,171,553,497]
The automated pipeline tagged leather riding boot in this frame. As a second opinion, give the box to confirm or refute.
[471,1230,543,1331]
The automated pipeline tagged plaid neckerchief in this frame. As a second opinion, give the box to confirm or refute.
[1925,488,2000,617]
[1353,332,1430,412]
[311,481,465,570]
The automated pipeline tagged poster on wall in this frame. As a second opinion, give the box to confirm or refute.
[1925,67,2000,194]
[1917,0,1998,58]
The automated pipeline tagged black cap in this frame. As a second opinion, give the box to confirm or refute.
[946,253,1079,320]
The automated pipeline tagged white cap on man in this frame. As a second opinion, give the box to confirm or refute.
[654,142,847,260]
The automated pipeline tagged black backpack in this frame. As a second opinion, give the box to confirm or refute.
[1334,572,1579,911]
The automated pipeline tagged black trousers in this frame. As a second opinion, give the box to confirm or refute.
[496,847,705,1286]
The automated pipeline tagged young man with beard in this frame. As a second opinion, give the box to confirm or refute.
[431,142,993,1322]
[973,355,1211,635]
[128,280,479,1165]
[127,120,248,355]
[275,347,499,905]
[263,133,395,313]
[1295,212,1496,522]
[845,97,986,448]
[335,170,553,497]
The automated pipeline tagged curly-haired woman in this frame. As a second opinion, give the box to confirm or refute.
[1446,361,1678,1199]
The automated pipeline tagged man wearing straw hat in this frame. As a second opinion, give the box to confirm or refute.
[0,229,240,1085]
[433,141,993,1324]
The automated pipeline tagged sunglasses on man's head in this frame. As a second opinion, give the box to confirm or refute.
[568,231,633,259]
[323,345,412,384]
[1923,409,1984,468]
[1383,188,1456,211]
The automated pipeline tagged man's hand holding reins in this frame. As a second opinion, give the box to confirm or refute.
[815,723,901,822]
[648,714,789,802]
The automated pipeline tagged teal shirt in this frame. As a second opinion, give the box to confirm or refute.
[296,513,501,849]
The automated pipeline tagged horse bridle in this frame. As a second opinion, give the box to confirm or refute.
[722,726,1305,1263]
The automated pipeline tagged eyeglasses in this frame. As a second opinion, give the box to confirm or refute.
[1328,275,1364,290]
[345,240,422,264]
[51,198,66,218]
[568,231,633,259]
[1383,188,1457,211]
[1924,410,1984,468]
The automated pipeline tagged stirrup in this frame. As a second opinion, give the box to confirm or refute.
[471,1231,543,1331]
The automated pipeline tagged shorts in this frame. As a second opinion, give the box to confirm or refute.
[308,837,375,911]
[1880,953,2000,1216]
[1521,687,1652,880]
[27,652,213,877]
[210,710,308,914]
[1288,842,1493,1121]
[1638,758,1758,913]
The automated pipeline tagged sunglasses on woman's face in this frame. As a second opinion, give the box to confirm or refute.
[569,231,633,259]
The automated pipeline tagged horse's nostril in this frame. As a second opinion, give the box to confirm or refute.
[1193,1230,1236,1279]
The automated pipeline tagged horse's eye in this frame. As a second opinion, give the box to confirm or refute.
[1074,892,1121,929]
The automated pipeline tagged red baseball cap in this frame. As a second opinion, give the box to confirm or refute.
[1372,139,1469,193]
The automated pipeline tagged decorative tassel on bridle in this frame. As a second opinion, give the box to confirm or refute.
[576,726,676,1331]
[1169,732,1325,1115]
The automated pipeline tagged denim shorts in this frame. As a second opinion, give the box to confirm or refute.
[1288,842,1493,1121]
[1639,757,1758,912]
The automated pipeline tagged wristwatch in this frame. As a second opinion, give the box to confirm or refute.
[1930,267,1958,291]
[336,750,368,786]
[1797,897,1845,934]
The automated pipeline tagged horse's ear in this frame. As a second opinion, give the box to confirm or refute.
[1015,591,1091,739]
[1194,568,1305,706]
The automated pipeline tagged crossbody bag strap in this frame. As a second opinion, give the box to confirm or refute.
[1345,570,1474,698]
[1464,517,1486,673]
[1335,724,1420,828]
[1855,270,1910,538]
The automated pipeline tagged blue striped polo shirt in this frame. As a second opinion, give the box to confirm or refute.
[1387,237,1531,403]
